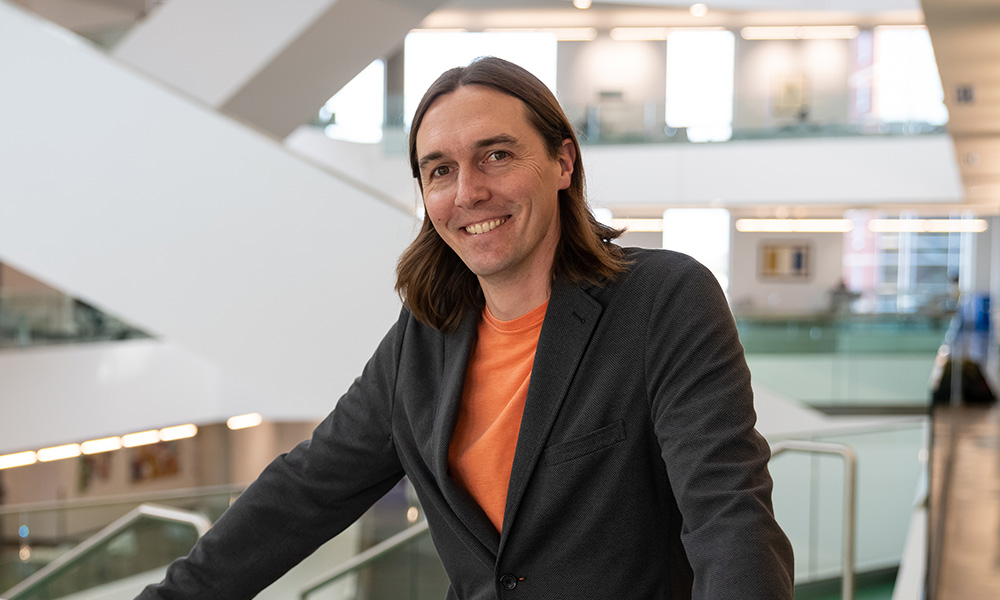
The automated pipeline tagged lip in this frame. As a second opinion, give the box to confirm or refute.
[461,216,510,235]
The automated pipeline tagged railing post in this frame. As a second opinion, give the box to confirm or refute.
[770,440,858,600]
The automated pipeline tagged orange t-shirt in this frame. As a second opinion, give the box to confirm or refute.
[448,300,548,532]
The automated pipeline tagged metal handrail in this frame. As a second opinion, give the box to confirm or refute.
[0,483,245,517]
[0,504,212,600]
[766,415,926,443]
[770,440,858,600]
[299,520,431,600]
[294,442,860,600]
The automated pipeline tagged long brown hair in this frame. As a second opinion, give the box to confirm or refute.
[396,57,626,332]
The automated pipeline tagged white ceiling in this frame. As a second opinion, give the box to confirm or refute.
[9,0,148,33]
[423,0,922,29]
[11,0,925,36]
[922,0,1000,206]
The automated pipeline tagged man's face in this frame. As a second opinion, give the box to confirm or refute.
[415,85,574,289]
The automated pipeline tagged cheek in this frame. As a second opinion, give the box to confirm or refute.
[422,194,452,231]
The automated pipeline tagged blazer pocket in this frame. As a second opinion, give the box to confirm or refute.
[542,420,626,467]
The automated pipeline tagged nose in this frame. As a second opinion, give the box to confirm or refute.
[455,167,488,209]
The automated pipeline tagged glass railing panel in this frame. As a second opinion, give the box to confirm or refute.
[0,292,149,350]
[300,522,447,600]
[2,481,433,599]
[2,506,209,600]
[738,313,948,411]
[300,423,926,596]
[0,486,242,592]
[769,420,928,587]
[7,519,195,600]
[352,530,448,600]
[340,95,946,153]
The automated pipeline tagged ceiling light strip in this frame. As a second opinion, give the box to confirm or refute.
[740,26,859,40]
[482,27,598,41]
[610,26,727,41]
[37,444,82,462]
[160,424,198,441]
[121,430,160,448]
[610,27,669,41]
[228,413,264,430]
[0,451,38,470]
[613,218,664,233]
[81,437,123,455]
[868,219,988,233]
[1,422,205,470]
[735,219,853,233]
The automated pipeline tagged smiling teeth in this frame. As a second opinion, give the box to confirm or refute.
[466,218,506,235]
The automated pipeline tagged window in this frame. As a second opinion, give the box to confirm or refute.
[846,211,973,313]
[662,208,731,291]
[873,26,948,126]
[320,60,386,144]
[665,30,735,142]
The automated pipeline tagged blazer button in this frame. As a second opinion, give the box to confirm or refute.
[499,574,517,590]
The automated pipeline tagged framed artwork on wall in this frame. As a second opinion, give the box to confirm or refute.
[772,73,809,120]
[129,441,180,483]
[759,241,811,281]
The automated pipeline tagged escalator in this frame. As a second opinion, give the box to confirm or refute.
[1,504,210,600]
[0,481,450,600]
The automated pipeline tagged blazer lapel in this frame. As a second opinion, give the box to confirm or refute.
[499,279,603,548]
[432,308,502,560]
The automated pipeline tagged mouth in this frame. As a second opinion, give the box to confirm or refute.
[464,217,508,235]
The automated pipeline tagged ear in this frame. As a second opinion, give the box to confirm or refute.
[556,138,576,190]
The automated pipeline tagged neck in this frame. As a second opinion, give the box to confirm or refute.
[479,271,552,321]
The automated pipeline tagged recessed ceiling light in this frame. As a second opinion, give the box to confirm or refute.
[690,3,709,18]
[0,451,37,470]
[81,437,123,455]
[228,413,264,430]
[160,424,198,441]
[37,444,82,462]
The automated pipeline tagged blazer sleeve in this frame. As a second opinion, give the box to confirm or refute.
[645,256,794,599]
[136,311,408,600]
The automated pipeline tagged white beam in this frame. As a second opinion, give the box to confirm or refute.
[114,0,446,138]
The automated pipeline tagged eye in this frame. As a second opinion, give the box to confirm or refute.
[431,165,451,178]
[487,150,510,162]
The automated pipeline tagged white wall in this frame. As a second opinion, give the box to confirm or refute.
[729,229,845,314]
[288,128,964,215]
[734,38,853,130]
[557,38,667,107]
[0,3,417,451]
[0,340,275,455]
[581,135,963,209]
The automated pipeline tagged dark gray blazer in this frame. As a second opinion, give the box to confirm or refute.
[139,248,794,600]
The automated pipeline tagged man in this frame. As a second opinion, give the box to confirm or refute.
[139,57,793,600]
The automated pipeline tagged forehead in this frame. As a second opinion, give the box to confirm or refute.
[415,85,538,154]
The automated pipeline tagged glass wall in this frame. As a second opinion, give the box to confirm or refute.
[311,24,947,147]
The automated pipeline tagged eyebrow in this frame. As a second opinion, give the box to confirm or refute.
[417,134,522,172]
[417,152,445,173]
[475,134,519,149]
